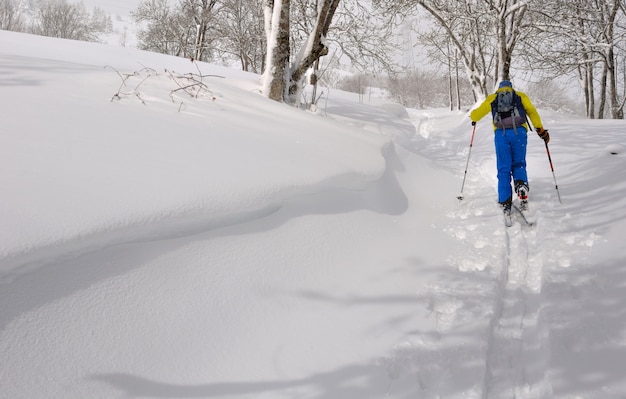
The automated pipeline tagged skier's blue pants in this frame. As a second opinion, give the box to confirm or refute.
[494,126,528,203]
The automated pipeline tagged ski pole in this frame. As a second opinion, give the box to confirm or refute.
[457,123,477,201]
[544,141,562,203]
[526,116,562,203]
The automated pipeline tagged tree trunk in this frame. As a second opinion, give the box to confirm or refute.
[605,1,622,119]
[599,62,608,119]
[588,63,596,119]
[448,68,453,111]
[262,0,340,104]
[608,45,623,119]
[454,48,461,110]
[287,0,340,105]
[263,0,290,101]
[446,39,453,111]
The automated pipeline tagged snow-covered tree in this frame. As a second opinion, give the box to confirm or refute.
[218,0,266,73]
[29,0,111,42]
[263,0,339,103]
[377,0,624,119]
[263,0,398,104]
[526,0,625,119]
[178,0,220,62]
[133,0,220,61]
[0,0,25,32]
[262,0,292,101]
[417,24,469,109]
[132,0,183,56]
[133,0,267,72]
[375,0,531,99]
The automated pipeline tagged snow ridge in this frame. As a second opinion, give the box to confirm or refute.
[0,201,282,284]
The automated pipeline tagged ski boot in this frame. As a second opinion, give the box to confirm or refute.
[515,181,529,211]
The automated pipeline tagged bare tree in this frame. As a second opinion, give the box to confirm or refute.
[134,0,268,68]
[525,79,582,114]
[263,0,340,103]
[328,0,399,73]
[133,0,220,61]
[218,0,267,73]
[178,0,220,61]
[387,69,443,108]
[30,0,111,42]
[376,0,533,99]
[131,0,397,103]
[133,0,186,57]
[0,0,25,32]
[526,0,625,119]
[417,25,466,110]
[492,1,529,83]
[287,0,339,103]
[263,0,398,104]
[376,0,490,99]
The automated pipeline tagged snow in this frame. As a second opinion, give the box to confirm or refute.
[2,29,626,399]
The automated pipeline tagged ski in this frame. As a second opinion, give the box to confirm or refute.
[503,209,513,227]
[512,204,536,227]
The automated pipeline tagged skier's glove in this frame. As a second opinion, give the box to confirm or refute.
[536,127,550,144]
[471,121,476,126]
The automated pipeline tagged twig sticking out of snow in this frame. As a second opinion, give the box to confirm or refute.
[106,62,224,110]
[166,69,223,100]
[105,65,156,105]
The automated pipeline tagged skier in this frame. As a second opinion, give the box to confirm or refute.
[469,80,549,216]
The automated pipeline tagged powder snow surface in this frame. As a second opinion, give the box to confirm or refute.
[1,30,626,399]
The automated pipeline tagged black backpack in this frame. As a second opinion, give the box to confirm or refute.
[492,90,526,129]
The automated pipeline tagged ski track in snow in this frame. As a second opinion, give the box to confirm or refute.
[484,220,553,399]
[403,110,606,398]
[446,183,555,399]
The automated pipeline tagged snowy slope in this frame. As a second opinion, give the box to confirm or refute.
[81,0,143,47]
[2,30,626,399]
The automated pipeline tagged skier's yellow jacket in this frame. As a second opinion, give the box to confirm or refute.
[470,86,544,131]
